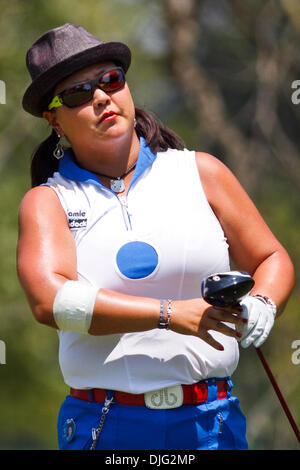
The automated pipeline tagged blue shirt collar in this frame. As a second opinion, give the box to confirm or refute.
[58,137,157,192]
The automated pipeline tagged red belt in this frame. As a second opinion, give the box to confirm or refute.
[70,379,229,406]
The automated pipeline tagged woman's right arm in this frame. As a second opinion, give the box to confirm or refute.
[17,186,78,329]
[17,186,244,349]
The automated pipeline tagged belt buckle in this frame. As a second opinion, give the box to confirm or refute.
[144,385,183,409]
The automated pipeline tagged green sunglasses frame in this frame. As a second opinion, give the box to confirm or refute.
[48,67,125,110]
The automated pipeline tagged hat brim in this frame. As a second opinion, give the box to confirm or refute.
[22,41,131,117]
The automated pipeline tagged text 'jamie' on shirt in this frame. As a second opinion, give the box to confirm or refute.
[44,137,239,393]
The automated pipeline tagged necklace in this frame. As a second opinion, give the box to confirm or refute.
[97,161,137,193]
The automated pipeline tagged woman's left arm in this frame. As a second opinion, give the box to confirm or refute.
[196,152,295,317]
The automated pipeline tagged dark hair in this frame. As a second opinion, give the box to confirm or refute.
[30,107,185,187]
[134,107,185,154]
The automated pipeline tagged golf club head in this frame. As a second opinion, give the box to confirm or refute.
[201,270,255,307]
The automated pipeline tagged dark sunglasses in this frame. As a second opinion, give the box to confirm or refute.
[48,67,126,110]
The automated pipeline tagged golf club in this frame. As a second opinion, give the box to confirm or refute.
[201,270,300,444]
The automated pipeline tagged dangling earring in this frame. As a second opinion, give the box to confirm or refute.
[134,118,137,128]
[53,133,64,159]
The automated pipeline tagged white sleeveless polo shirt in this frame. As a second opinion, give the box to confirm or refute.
[44,137,239,393]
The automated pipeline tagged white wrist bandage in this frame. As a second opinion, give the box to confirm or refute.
[53,281,98,334]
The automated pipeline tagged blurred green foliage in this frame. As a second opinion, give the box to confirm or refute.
[0,0,299,450]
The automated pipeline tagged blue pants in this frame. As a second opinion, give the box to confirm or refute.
[57,379,248,450]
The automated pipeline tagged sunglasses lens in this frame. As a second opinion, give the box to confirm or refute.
[99,69,125,92]
[58,68,125,108]
[62,83,92,108]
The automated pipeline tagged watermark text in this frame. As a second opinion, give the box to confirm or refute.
[291,340,300,365]
[291,80,300,104]
[0,340,6,364]
[0,80,5,104]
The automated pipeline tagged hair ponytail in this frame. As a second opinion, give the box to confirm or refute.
[30,129,59,187]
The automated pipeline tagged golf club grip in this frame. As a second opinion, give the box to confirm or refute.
[255,347,300,443]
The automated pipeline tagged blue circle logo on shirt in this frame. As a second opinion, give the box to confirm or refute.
[116,241,159,279]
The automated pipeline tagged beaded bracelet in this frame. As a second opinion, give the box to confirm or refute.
[158,299,172,329]
[253,294,277,318]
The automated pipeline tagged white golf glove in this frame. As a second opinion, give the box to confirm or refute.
[236,296,276,348]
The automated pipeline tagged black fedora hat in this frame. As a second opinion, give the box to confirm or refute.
[22,23,131,117]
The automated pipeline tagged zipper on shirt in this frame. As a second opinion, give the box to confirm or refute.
[100,186,133,232]
[119,195,132,231]
[217,412,224,435]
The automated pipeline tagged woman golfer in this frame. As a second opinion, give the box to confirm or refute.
[17,23,295,450]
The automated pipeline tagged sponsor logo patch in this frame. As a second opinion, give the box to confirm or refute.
[68,210,87,230]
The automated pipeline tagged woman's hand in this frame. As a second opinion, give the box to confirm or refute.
[236,296,276,348]
[169,298,246,350]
